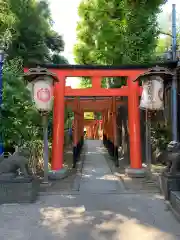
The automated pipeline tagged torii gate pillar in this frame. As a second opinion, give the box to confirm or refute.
[126,77,145,177]
[51,74,65,171]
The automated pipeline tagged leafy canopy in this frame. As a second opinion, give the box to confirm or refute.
[1,0,69,150]
[74,0,166,87]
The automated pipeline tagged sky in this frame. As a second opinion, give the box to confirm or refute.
[49,0,81,87]
[49,0,81,64]
[49,0,180,87]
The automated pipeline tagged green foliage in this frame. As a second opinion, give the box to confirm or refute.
[74,0,170,156]
[0,0,67,65]
[0,0,70,155]
[156,33,180,55]
[1,58,41,147]
[151,123,171,151]
[74,0,166,87]
[51,54,69,64]
[156,37,170,53]
[0,0,17,49]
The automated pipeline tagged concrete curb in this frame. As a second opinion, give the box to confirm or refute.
[71,146,86,191]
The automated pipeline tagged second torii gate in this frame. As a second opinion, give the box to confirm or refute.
[66,97,125,139]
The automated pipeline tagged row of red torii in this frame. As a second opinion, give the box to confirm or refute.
[25,64,154,173]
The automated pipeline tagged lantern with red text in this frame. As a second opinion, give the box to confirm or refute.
[24,67,58,113]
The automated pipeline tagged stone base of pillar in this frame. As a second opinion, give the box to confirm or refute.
[48,168,68,180]
[125,167,146,178]
[41,181,52,187]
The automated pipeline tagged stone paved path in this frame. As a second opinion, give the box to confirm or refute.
[79,140,124,194]
[0,140,180,240]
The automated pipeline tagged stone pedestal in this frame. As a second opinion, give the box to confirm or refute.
[125,167,146,178]
[0,173,16,181]
[48,168,68,180]
[160,173,180,200]
[169,191,180,221]
[0,177,40,204]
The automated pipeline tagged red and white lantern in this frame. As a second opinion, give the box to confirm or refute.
[140,76,164,110]
[24,68,58,113]
[33,76,54,112]
[134,66,173,111]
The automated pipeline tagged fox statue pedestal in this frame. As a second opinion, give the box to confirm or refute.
[160,172,180,200]
[0,149,40,204]
[158,141,180,200]
[0,176,40,204]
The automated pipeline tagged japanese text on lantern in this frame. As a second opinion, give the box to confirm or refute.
[37,87,51,102]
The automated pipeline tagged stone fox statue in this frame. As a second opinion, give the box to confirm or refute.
[157,141,180,174]
[0,149,30,177]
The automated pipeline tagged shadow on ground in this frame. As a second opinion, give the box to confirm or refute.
[0,193,179,240]
[0,140,179,240]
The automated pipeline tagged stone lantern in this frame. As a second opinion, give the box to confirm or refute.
[24,67,58,113]
[24,67,58,184]
[134,66,174,174]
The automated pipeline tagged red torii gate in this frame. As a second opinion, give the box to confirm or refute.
[51,65,145,172]
[66,98,125,140]
[85,120,103,140]
[25,65,148,173]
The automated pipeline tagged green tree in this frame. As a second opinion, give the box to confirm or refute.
[1,0,69,144]
[1,58,41,148]
[0,0,16,49]
[6,0,66,64]
[74,0,166,87]
[1,0,73,163]
[74,0,168,158]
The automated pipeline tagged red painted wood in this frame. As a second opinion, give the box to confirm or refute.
[128,77,142,169]
[65,87,129,97]
[46,69,146,77]
[52,74,65,170]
